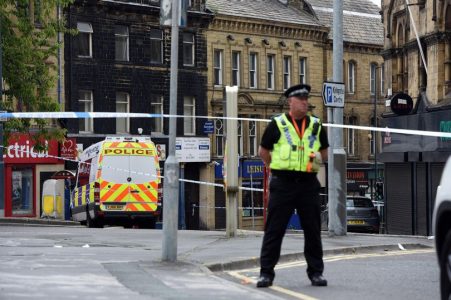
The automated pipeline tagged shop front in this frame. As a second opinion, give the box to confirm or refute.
[213,159,265,230]
[1,134,64,218]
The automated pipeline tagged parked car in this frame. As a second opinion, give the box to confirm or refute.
[347,196,380,233]
[433,156,451,300]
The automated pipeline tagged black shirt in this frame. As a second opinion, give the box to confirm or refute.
[260,113,329,178]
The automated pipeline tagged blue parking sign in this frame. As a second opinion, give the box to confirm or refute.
[322,82,345,107]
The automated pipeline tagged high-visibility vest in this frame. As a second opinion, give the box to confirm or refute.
[270,114,322,173]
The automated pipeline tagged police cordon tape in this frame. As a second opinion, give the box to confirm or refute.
[1,111,451,138]
[0,145,264,193]
[1,111,450,195]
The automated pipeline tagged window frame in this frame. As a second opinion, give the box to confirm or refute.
[348,61,355,94]
[299,57,307,84]
[267,54,275,90]
[283,56,291,90]
[248,119,257,157]
[183,96,196,135]
[347,116,357,156]
[215,117,225,157]
[249,52,258,89]
[150,28,163,64]
[370,63,377,96]
[77,22,93,58]
[183,32,195,66]
[115,25,129,62]
[115,92,130,134]
[214,49,223,86]
[78,90,93,133]
[232,51,241,87]
[150,96,164,134]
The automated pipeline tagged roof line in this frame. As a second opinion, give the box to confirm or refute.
[312,6,381,19]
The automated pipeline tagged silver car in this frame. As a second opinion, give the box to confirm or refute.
[433,156,451,300]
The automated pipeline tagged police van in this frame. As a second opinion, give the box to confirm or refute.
[71,136,161,228]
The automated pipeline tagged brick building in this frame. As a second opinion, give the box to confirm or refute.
[64,0,213,228]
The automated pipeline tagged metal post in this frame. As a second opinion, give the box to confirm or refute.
[328,0,346,236]
[179,163,186,230]
[374,68,378,200]
[162,0,180,262]
[224,86,238,238]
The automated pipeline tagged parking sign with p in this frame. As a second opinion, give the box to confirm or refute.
[322,82,345,107]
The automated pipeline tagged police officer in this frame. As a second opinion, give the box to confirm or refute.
[257,84,329,288]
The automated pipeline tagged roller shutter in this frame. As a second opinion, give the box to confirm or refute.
[386,163,412,234]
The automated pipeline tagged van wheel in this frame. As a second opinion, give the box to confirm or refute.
[440,229,451,300]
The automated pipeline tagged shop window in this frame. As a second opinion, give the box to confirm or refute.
[242,180,263,217]
[12,168,33,216]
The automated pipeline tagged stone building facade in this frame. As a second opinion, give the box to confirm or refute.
[380,0,451,235]
[199,0,384,230]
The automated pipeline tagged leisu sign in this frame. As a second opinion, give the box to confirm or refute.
[322,81,345,107]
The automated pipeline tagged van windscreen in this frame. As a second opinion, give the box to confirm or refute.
[101,155,157,183]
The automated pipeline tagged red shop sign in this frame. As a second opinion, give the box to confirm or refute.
[3,134,60,164]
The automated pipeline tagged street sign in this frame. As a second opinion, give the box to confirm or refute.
[203,120,214,134]
[322,82,345,107]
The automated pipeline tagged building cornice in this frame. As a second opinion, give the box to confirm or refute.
[210,17,328,42]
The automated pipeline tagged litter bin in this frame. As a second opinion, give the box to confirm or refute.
[41,179,63,219]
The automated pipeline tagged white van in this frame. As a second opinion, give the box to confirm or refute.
[72,136,161,228]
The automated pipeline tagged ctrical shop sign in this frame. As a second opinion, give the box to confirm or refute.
[322,81,345,107]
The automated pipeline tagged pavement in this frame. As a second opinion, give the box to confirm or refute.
[0,217,435,299]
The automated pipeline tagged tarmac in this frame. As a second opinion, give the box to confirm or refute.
[0,217,436,300]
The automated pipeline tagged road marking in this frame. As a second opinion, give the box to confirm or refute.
[228,271,319,300]
[227,248,434,299]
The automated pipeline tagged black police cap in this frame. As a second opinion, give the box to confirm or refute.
[284,84,311,98]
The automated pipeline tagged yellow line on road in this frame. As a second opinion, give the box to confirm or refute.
[228,271,319,300]
[227,248,434,300]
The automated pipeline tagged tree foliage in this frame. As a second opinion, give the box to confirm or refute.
[0,0,73,150]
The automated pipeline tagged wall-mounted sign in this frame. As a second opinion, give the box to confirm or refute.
[203,120,214,134]
[390,93,413,115]
[175,137,210,162]
[3,134,59,164]
[60,138,77,160]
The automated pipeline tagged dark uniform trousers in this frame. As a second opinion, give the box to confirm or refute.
[260,174,324,280]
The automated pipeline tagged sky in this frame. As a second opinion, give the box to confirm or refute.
[370,0,381,7]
